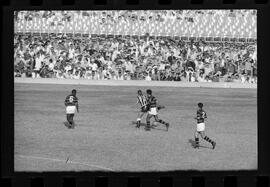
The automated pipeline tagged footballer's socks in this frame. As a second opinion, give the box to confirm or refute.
[136,120,141,128]
[145,121,151,131]
[195,138,199,148]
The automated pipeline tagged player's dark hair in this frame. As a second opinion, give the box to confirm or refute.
[72,89,77,94]
[198,102,203,108]
[146,89,152,95]
[137,90,142,94]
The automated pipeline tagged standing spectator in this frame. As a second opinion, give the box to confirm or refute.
[33,53,42,78]
[90,61,98,80]
[245,58,253,77]
[145,73,152,81]
[48,59,55,77]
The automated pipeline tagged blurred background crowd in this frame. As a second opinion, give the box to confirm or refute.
[14,10,257,83]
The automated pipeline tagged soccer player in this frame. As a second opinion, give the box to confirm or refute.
[64,89,79,129]
[145,89,169,131]
[135,90,148,128]
[194,103,216,149]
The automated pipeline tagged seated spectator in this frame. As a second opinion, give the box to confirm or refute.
[232,74,241,83]
[190,72,196,82]
[197,73,206,82]
[205,75,212,82]
[72,71,80,79]
[84,67,92,79]
[240,73,246,83]
[145,73,152,81]
[56,70,64,79]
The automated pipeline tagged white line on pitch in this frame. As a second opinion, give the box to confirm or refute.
[16,154,114,171]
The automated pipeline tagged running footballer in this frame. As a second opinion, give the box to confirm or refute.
[135,90,148,128]
[194,102,216,149]
[145,89,169,131]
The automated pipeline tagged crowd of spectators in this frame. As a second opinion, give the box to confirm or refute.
[14,10,257,23]
[14,33,257,83]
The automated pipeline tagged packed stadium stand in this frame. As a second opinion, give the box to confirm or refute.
[15,10,256,40]
[14,10,257,83]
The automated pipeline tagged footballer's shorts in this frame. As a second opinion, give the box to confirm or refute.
[148,107,158,115]
[196,123,205,132]
[66,106,76,114]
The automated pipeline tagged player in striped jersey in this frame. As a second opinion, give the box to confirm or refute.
[145,89,169,131]
[194,103,216,149]
[64,89,79,129]
[135,90,148,128]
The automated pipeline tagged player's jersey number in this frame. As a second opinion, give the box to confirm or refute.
[69,96,74,103]
[202,112,205,118]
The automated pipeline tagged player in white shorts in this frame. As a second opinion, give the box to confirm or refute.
[194,102,216,149]
[64,89,79,129]
[145,89,169,131]
[135,90,148,128]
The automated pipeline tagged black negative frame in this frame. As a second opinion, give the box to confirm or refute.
[1,0,269,186]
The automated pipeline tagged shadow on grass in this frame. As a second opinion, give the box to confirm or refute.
[63,121,70,128]
[188,139,212,149]
[131,121,167,132]
[63,122,75,129]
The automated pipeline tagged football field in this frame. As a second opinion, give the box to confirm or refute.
[14,82,257,171]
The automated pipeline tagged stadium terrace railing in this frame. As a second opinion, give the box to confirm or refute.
[14,31,257,43]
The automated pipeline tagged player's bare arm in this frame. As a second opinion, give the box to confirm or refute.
[76,103,79,113]
[64,97,69,106]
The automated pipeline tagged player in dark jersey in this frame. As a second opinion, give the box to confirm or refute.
[194,103,216,149]
[135,90,148,128]
[64,89,79,129]
[145,89,169,131]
